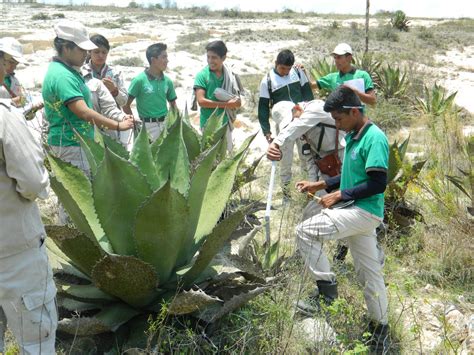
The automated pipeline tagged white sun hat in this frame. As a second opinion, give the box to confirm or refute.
[54,20,97,51]
[332,43,352,55]
[271,101,295,129]
[0,37,25,63]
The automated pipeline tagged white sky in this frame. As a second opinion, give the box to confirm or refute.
[42,0,474,19]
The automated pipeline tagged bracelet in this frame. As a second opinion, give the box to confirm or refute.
[116,121,120,131]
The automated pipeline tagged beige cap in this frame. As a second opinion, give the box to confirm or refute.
[53,20,97,51]
[0,37,25,63]
[271,101,295,129]
[332,43,352,55]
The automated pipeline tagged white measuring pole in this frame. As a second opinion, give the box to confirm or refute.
[264,160,277,245]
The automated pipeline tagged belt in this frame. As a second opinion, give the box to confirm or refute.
[142,116,166,122]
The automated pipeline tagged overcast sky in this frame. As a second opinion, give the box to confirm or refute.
[41,0,473,19]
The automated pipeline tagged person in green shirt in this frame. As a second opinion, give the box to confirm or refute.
[124,43,177,142]
[294,86,390,354]
[310,43,376,106]
[42,21,135,223]
[194,40,242,151]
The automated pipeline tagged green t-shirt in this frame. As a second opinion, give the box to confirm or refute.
[317,68,374,92]
[194,66,227,128]
[340,122,389,218]
[4,75,12,89]
[128,70,177,120]
[42,59,94,147]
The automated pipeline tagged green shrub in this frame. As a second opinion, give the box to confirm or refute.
[112,56,143,67]
[376,64,409,99]
[31,12,50,20]
[52,12,65,19]
[391,10,410,31]
[376,25,400,42]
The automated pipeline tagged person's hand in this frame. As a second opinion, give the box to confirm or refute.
[265,132,273,143]
[266,142,281,161]
[11,96,25,107]
[293,63,305,70]
[320,190,342,208]
[118,116,136,131]
[225,97,241,109]
[295,180,325,195]
[102,78,118,96]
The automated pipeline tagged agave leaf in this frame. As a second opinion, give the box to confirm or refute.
[59,298,100,312]
[46,239,91,281]
[230,226,261,256]
[398,136,410,162]
[263,240,281,270]
[91,254,159,308]
[58,303,140,335]
[47,156,111,252]
[93,148,152,256]
[154,117,191,196]
[182,119,201,161]
[76,133,104,176]
[194,133,256,242]
[388,141,402,183]
[134,181,189,283]
[201,110,226,151]
[101,130,130,160]
[446,175,471,198]
[59,283,118,303]
[232,154,264,193]
[129,124,160,190]
[183,204,252,287]
[168,289,221,315]
[46,225,106,277]
[196,286,268,323]
[185,140,224,258]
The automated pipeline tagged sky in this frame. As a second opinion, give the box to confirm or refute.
[40,0,474,19]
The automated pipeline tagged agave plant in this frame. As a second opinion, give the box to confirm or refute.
[45,111,267,341]
[390,10,410,32]
[352,53,381,86]
[415,82,458,117]
[376,64,409,99]
[310,58,337,98]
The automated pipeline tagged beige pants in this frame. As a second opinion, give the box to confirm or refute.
[145,121,165,142]
[0,241,57,354]
[296,206,388,324]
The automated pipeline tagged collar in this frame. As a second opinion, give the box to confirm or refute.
[273,67,290,78]
[145,68,164,80]
[339,66,357,77]
[352,119,373,141]
[52,56,83,76]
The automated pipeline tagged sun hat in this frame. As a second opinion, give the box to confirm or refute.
[53,20,97,51]
[0,37,25,63]
[332,43,353,56]
[271,101,295,129]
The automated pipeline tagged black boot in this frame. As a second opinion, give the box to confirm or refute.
[367,321,391,354]
[295,280,338,316]
[333,244,349,263]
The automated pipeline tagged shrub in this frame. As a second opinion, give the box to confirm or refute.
[112,56,143,67]
[391,10,410,31]
[376,25,400,42]
[31,12,50,20]
[222,8,241,18]
[52,13,65,19]
[376,64,409,99]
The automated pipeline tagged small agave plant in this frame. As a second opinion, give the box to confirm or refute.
[45,111,266,339]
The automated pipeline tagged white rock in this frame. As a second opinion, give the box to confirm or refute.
[298,317,337,346]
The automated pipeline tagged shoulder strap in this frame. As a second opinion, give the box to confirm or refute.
[315,123,339,153]
[267,72,273,108]
[317,124,325,152]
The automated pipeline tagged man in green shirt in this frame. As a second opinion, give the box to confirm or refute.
[194,40,242,151]
[295,86,390,354]
[314,43,376,105]
[124,43,177,142]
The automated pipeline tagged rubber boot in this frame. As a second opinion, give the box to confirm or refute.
[367,321,391,354]
[295,280,338,316]
[333,243,349,263]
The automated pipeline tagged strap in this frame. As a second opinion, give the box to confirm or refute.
[335,126,339,152]
[316,125,325,152]
[2,83,17,98]
[267,72,273,108]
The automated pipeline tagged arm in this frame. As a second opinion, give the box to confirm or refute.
[122,96,135,115]
[258,97,272,140]
[272,109,324,147]
[297,68,315,101]
[67,99,134,131]
[195,88,240,109]
[355,88,376,105]
[3,111,49,200]
[96,80,126,121]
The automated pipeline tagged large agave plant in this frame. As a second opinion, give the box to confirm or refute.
[45,111,266,338]
[415,82,458,117]
[376,64,409,99]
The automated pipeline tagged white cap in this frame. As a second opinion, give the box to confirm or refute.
[53,21,97,51]
[0,37,25,63]
[332,43,352,55]
[271,101,295,129]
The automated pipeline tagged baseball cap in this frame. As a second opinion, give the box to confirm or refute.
[332,43,352,56]
[0,37,25,63]
[54,21,97,51]
[271,101,295,129]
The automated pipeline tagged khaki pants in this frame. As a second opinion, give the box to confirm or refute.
[0,241,57,354]
[145,121,165,142]
[296,206,388,324]
[280,139,314,185]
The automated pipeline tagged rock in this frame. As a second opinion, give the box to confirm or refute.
[445,307,467,342]
[422,284,435,293]
[298,317,337,346]
[461,314,474,355]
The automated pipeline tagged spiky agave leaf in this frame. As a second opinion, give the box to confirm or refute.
[129,123,160,190]
[201,109,226,151]
[134,181,189,283]
[46,225,105,277]
[76,133,104,176]
[93,148,153,256]
[59,283,118,304]
[194,133,257,244]
[182,118,201,162]
[91,254,159,308]
[168,289,221,315]
[154,116,191,196]
[47,155,112,252]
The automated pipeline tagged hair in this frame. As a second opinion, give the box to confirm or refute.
[53,37,77,55]
[276,49,295,66]
[90,34,110,51]
[205,40,227,58]
[146,43,167,64]
[323,86,363,113]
